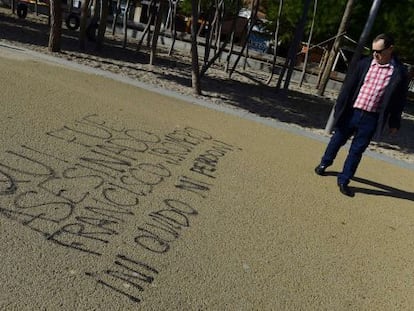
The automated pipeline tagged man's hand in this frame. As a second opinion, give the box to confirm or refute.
[389,128,398,135]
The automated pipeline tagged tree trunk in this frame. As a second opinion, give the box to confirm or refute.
[203,2,216,67]
[191,0,201,95]
[48,0,62,52]
[96,0,110,50]
[136,0,156,51]
[228,0,259,78]
[150,0,167,65]
[167,0,177,55]
[317,0,354,96]
[278,0,311,91]
[266,0,283,84]
[79,0,90,50]
[122,0,131,48]
[225,0,242,72]
[111,0,122,35]
[299,0,318,87]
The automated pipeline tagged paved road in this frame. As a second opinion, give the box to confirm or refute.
[1,44,413,310]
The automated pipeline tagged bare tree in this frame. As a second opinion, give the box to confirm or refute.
[166,0,178,55]
[191,0,201,94]
[136,0,157,51]
[228,0,260,78]
[111,0,122,35]
[198,0,227,75]
[225,0,242,72]
[79,0,91,50]
[96,0,110,50]
[317,0,354,96]
[276,0,311,90]
[48,0,62,52]
[266,0,283,84]
[150,0,168,64]
[122,0,131,48]
[299,0,318,87]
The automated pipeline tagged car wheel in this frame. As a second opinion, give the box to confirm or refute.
[65,13,80,30]
[17,3,28,19]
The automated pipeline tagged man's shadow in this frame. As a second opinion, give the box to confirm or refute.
[325,172,414,201]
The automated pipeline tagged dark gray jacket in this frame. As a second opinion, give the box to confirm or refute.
[333,56,409,140]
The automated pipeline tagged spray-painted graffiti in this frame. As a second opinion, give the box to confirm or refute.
[0,114,241,303]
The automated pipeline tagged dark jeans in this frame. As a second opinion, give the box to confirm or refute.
[320,108,379,185]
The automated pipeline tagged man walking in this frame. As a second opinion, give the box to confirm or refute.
[315,33,409,197]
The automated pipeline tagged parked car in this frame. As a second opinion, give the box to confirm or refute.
[16,0,81,30]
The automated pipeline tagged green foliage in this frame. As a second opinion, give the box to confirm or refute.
[264,0,414,62]
[263,0,349,49]
[179,0,240,18]
[371,0,414,62]
[178,0,414,62]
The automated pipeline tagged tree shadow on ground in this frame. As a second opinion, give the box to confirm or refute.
[1,7,413,157]
[200,73,333,129]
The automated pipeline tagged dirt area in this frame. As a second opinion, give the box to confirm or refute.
[1,6,413,164]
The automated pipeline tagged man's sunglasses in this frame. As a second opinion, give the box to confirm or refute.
[372,47,390,54]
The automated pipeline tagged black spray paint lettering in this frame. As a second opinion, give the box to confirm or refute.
[94,139,148,161]
[175,175,211,199]
[80,149,133,175]
[14,190,75,223]
[133,228,171,253]
[0,115,243,304]
[118,163,172,197]
[46,124,112,148]
[100,183,140,207]
[190,140,240,179]
[47,222,110,256]
[85,254,159,303]
[164,130,203,147]
[147,138,195,165]
[123,129,162,144]
[37,175,91,205]
[144,217,180,241]
[147,128,211,166]
[0,150,56,178]
[83,204,134,223]
[79,199,136,229]
[0,205,54,236]
[184,127,213,141]
[91,128,163,161]
[0,169,18,195]
[148,147,187,165]
[80,114,126,133]
[62,166,106,188]
[75,215,119,235]
[134,199,197,253]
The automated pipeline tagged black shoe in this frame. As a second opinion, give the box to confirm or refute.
[338,184,354,197]
[314,164,327,176]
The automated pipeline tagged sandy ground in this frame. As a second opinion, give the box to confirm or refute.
[1,40,414,311]
[1,9,414,311]
[0,7,413,165]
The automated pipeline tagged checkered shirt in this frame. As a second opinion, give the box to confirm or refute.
[353,59,394,112]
